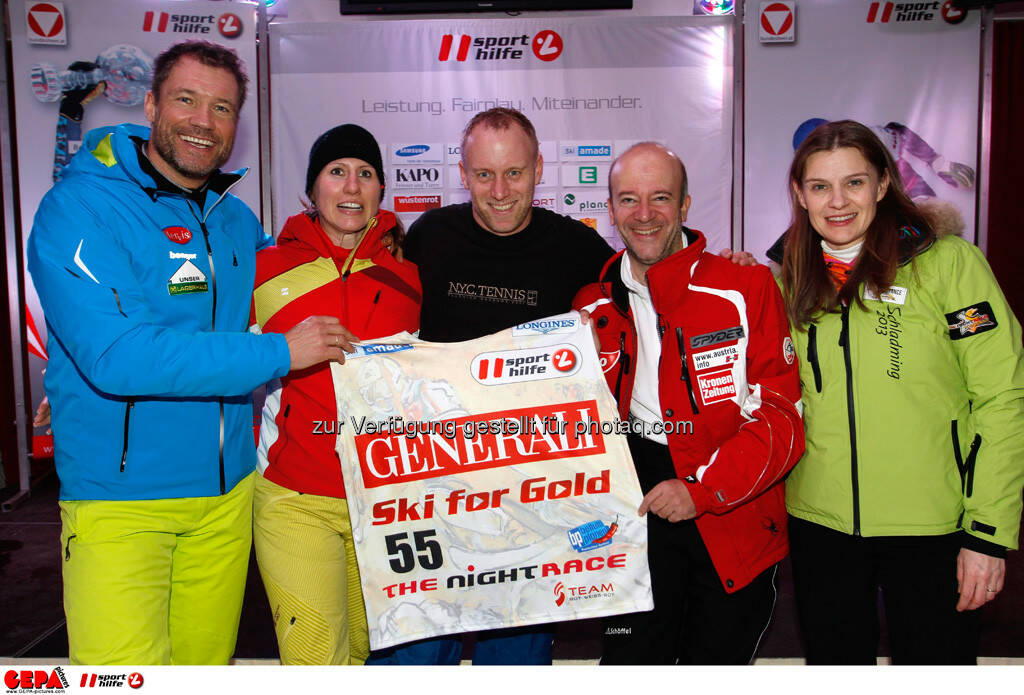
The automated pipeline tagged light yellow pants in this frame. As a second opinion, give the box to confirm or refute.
[253,474,369,664]
[59,472,255,665]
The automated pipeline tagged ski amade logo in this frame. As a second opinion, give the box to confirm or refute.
[351,343,414,358]
[472,345,580,384]
[438,29,564,63]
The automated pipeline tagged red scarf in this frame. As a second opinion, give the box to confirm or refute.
[823,251,854,292]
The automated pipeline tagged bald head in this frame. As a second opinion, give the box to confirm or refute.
[606,142,692,284]
[609,142,688,203]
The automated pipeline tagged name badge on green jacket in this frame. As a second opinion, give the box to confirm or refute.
[864,285,908,305]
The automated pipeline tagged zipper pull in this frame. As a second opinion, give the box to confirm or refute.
[618,332,631,374]
[362,290,381,332]
[675,327,700,414]
[838,304,850,348]
[233,251,238,267]
[807,323,822,393]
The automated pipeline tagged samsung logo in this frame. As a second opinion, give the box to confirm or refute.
[578,145,612,157]
[396,145,430,157]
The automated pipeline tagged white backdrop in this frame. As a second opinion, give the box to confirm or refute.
[744,0,980,258]
[269,15,734,250]
[10,0,259,454]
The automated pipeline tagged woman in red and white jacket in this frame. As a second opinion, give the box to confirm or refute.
[250,125,420,665]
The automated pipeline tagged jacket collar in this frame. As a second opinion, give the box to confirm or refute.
[600,227,706,313]
[74,123,244,208]
[277,209,399,261]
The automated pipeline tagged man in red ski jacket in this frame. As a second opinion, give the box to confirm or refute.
[573,142,804,664]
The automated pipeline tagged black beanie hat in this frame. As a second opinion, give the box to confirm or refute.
[305,124,385,197]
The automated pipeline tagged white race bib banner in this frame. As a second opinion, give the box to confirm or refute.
[330,312,652,650]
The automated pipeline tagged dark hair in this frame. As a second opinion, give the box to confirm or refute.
[608,141,688,202]
[460,108,539,160]
[781,119,934,327]
[151,41,248,111]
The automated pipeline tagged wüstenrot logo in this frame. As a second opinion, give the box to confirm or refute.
[438,30,563,62]
[394,195,441,212]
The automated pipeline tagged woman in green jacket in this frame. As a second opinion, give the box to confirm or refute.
[780,120,1024,664]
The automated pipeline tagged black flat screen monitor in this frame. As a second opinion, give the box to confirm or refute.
[341,0,632,15]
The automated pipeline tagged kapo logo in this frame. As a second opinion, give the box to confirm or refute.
[394,167,440,183]
[438,30,563,62]
[396,145,431,157]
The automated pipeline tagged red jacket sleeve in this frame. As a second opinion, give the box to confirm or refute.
[683,266,805,516]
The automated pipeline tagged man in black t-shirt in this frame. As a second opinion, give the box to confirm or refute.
[369,109,612,664]
[404,108,613,343]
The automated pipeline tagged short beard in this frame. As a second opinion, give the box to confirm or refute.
[151,127,229,186]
